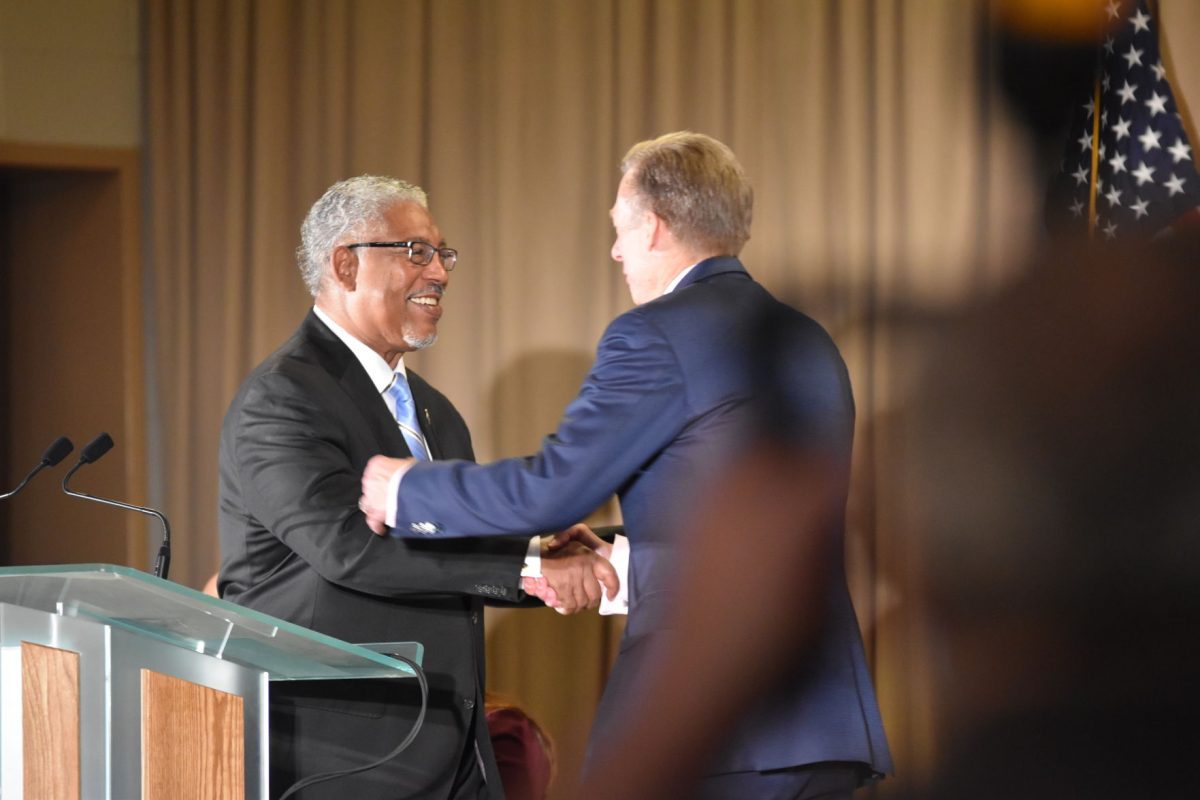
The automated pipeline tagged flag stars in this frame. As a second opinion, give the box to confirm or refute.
[1131,161,1156,186]
[1072,165,1090,186]
[1069,198,1085,218]
[1150,61,1166,82]
[1083,97,1096,118]
[1108,152,1128,174]
[1078,130,1093,151]
[1117,81,1138,105]
[1122,45,1144,69]
[1144,91,1168,116]
[1103,37,1116,55]
[1103,73,1112,91]
[1167,138,1192,164]
[1102,219,1118,240]
[1105,0,1121,21]
[1138,126,1162,151]
[1112,117,1132,140]
[1130,8,1151,33]
[1131,197,1150,219]
[1164,173,1187,197]
[1104,185,1123,207]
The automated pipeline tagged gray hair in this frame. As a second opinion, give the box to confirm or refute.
[297,175,428,296]
[620,131,753,256]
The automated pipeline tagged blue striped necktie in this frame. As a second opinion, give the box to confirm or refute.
[386,372,430,460]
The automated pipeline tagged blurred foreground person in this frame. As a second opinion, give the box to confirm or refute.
[901,232,1200,798]
[578,232,1200,799]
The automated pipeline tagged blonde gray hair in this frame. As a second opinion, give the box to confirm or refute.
[620,132,753,256]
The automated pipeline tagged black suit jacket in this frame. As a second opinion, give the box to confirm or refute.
[218,311,528,799]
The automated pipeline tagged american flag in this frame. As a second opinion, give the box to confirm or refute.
[1050,0,1200,240]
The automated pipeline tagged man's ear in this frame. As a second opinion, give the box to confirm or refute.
[646,212,671,252]
[331,245,358,290]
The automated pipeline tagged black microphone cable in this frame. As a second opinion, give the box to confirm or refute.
[277,653,429,800]
[0,435,73,500]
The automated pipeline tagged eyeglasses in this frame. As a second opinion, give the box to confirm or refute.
[345,240,458,271]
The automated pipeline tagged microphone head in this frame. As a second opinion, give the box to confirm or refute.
[80,433,114,464]
[41,436,75,466]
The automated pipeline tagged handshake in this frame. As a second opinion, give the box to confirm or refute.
[359,455,620,615]
[523,525,621,615]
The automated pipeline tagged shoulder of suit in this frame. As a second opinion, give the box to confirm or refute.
[249,335,335,383]
[227,321,345,410]
[636,267,767,323]
[600,272,745,336]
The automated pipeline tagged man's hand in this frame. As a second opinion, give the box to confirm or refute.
[520,576,556,606]
[521,524,615,611]
[546,522,613,559]
[534,538,620,614]
[359,455,414,535]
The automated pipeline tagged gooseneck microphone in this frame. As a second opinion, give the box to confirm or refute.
[62,433,172,581]
[1,436,74,500]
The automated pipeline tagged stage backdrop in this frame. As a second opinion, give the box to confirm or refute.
[144,1,1041,794]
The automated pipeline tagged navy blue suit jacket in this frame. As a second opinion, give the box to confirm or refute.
[393,257,893,776]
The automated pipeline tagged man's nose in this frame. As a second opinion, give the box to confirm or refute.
[423,254,450,283]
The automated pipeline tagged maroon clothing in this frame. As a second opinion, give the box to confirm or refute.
[486,707,552,800]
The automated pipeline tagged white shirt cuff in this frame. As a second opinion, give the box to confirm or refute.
[599,534,630,616]
[385,460,418,529]
[520,536,542,577]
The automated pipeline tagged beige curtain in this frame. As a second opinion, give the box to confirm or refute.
[145,1,1035,794]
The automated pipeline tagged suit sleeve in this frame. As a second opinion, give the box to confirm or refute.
[393,312,689,537]
[226,367,528,598]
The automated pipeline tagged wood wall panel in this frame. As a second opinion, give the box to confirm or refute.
[0,142,146,570]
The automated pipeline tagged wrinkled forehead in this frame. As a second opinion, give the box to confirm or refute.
[373,200,444,243]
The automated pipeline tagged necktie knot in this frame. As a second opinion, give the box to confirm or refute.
[386,372,430,460]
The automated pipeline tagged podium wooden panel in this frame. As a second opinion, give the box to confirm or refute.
[142,670,244,800]
[0,602,259,798]
[0,565,422,800]
[21,642,80,800]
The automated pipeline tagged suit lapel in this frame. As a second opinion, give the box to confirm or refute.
[301,312,414,458]
[407,375,445,460]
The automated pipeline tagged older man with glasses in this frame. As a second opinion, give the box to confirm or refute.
[217,175,616,799]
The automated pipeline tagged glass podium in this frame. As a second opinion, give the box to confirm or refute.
[0,564,422,799]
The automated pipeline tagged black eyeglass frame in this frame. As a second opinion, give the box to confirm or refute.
[345,240,458,270]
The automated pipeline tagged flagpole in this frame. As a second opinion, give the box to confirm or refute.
[1087,65,1103,239]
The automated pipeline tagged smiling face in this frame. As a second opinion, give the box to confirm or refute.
[332,200,450,366]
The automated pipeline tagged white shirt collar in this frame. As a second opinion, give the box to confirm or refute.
[312,306,406,394]
[662,262,700,296]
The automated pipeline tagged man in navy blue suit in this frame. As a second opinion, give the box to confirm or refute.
[359,132,893,798]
